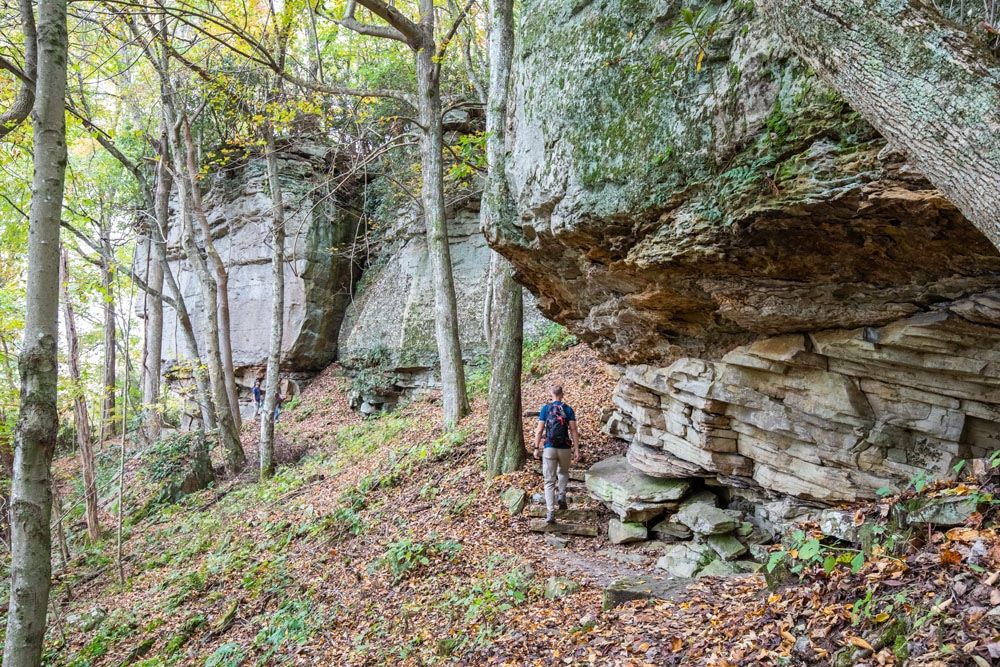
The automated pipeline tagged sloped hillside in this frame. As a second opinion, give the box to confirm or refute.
[36,336,1000,666]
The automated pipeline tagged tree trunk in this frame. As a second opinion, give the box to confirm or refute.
[259,125,286,481]
[0,0,36,139]
[146,139,217,433]
[180,118,241,429]
[141,159,167,445]
[757,0,1000,248]
[99,229,117,437]
[164,106,245,472]
[415,20,470,427]
[59,250,100,541]
[482,0,524,476]
[4,0,68,660]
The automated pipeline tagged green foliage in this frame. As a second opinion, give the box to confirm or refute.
[137,432,213,512]
[347,344,399,398]
[665,3,729,74]
[254,599,326,663]
[65,610,138,666]
[465,356,492,400]
[447,557,533,623]
[447,131,487,184]
[205,642,247,667]
[765,529,866,586]
[374,536,463,581]
[523,324,578,376]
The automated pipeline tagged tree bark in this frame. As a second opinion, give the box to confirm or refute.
[180,118,241,430]
[58,250,100,541]
[415,9,470,427]
[163,102,245,472]
[99,228,117,436]
[0,0,36,139]
[757,0,1000,248]
[482,0,524,476]
[141,159,167,445]
[259,125,286,481]
[4,0,68,660]
[147,129,218,433]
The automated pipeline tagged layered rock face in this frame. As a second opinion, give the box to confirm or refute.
[339,203,548,394]
[607,292,1000,503]
[159,143,360,380]
[499,0,1000,503]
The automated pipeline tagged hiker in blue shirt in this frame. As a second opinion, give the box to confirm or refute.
[533,385,580,524]
[252,379,263,418]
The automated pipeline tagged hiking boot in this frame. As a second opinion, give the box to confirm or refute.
[546,512,556,524]
[557,494,568,511]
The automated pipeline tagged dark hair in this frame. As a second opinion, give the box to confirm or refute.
[254,379,261,386]
[551,385,564,399]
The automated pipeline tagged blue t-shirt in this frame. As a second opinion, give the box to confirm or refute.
[539,401,576,448]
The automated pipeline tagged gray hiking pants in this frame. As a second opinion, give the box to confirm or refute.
[543,447,571,513]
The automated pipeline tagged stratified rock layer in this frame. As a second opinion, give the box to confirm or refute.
[496,0,1000,504]
[606,292,1000,503]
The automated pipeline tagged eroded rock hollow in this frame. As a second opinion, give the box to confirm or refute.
[494,0,1000,502]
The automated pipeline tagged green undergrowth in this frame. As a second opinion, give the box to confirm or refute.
[46,395,479,665]
[467,323,579,400]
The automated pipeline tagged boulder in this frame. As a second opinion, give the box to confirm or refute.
[500,487,527,516]
[905,495,979,527]
[818,509,862,543]
[655,542,716,578]
[696,560,741,578]
[490,0,1000,508]
[608,519,648,545]
[675,503,740,536]
[602,575,686,610]
[585,456,691,522]
[707,534,748,561]
[650,518,693,542]
[544,576,580,599]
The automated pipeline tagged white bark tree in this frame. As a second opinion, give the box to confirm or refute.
[59,249,100,541]
[757,0,1000,248]
[482,0,524,476]
[259,124,285,481]
[3,0,69,660]
[338,0,472,426]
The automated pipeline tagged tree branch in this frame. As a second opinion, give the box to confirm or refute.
[0,0,37,139]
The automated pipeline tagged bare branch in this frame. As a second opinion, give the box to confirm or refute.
[0,0,36,139]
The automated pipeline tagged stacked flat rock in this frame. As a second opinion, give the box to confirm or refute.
[585,455,691,522]
[584,454,771,579]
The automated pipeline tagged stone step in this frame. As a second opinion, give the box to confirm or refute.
[602,575,687,610]
[528,519,599,537]
[525,507,601,522]
[529,493,588,505]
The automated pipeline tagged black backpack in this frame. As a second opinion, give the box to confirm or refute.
[544,403,570,447]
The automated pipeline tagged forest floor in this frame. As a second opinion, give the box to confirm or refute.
[19,338,1000,666]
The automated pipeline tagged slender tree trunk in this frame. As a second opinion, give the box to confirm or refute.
[482,0,524,476]
[4,0,68,660]
[757,0,1000,248]
[0,0,36,139]
[415,16,470,427]
[180,118,241,429]
[59,250,100,540]
[141,164,166,445]
[163,104,245,472]
[100,229,117,435]
[259,125,285,481]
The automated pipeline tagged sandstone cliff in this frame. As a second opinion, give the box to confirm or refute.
[157,142,360,381]
[495,0,1000,502]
